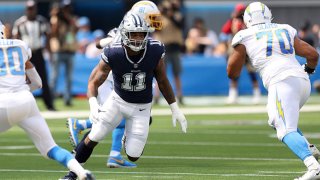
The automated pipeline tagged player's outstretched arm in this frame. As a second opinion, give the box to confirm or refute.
[25,60,42,91]
[227,44,247,79]
[154,58,176,104]
[294,37,319,73]
[87,60,111,123]
[154,58,187,133]
[96,37,114,49]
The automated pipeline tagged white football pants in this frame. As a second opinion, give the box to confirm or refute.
[0,90,57,157]
[89,90,151,158]
[267,77,310,140]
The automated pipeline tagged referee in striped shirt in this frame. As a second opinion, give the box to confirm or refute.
[12,0,56,111]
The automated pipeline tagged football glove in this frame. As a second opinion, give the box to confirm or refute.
[170,102,187,133]
[89,97,100,123]
[302,63,316,74]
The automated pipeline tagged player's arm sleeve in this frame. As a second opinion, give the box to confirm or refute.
[231,31,244,47]
[25,61,42,91]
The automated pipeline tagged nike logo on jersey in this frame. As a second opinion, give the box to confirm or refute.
[139,108,146,111]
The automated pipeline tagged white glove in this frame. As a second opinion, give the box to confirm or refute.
[170,102,187,133]
[89,97,100,124]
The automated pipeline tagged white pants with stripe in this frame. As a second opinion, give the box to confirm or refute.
[267,77,310,141]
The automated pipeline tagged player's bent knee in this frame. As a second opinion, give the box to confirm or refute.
[125,146,144,159]
[278,129,296,141]
[124,135,146,159]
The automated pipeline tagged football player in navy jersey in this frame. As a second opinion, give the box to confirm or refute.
[66,0,163,168]
[61,12,187,180]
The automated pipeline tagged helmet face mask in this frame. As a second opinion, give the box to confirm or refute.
[120,13,150,52]
[124,31,148,52]
[243,2,272,28]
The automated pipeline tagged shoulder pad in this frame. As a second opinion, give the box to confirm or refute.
[107,28,118,38]
[283,24,297,37]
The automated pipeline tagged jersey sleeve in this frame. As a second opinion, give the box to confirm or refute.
[160,43,165,59]
[16,40,32,62]
[101,47,111,65]
[231,31,244,47]
[149,40,165,65]
[285,24,298,38]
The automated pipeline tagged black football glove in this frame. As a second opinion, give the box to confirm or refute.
[302,64,316,74]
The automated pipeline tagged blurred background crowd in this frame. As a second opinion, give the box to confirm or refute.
[1,0,320,110]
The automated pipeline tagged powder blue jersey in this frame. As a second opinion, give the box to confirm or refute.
[101,39,165,103]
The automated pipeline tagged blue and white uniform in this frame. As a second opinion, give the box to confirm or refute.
[232,23,309,141]
[0,39,57,156]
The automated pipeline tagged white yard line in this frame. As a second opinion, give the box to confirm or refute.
[41,104,320,119]
[0,145,34,150]
[0,141,282,147]
[0,152,299,162]
[0,169,289,177]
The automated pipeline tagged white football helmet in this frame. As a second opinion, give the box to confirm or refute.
[120,12,150,52]
[243,2,272,28]
[131,0,162,31]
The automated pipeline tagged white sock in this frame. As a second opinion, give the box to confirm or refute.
[253,87,261,97]
[229,87,238,97]
[304,156,320,170]
[67,159,85,177]
[109,150,121,157]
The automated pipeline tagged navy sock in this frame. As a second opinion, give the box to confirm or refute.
[75,138,95,163]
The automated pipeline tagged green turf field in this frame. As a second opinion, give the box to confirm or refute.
[0,97,320,179]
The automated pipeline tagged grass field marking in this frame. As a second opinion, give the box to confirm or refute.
[41,104,320,119]
[0,169,289,177]
[0,145,34,149]
[259,170,303,174]
[0,152,299,162]
[0,139,284,147]
[189,119,266,125]
[146,141,284,147]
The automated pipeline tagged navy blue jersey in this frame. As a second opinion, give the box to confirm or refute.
[101,39,165,103]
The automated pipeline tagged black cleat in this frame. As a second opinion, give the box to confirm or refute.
[59,171,77,180]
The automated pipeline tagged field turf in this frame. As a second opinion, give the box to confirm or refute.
[0,97,319,179]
